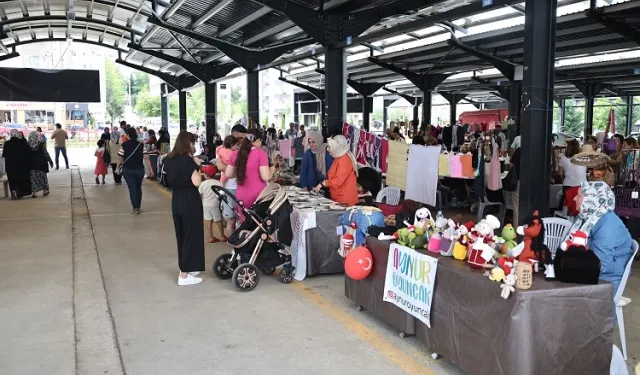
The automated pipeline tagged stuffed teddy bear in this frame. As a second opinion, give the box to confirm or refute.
[500,273,517,299]
[560,231,588,251]
[467,215,501,269]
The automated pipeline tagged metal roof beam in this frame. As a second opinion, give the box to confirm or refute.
[116,58,184,90]
[278,77,324,100]
[0,51,19,62]
[192,0,232,29]
[126,0,145,28]
[367,57,449,91]
[447,37,521,81]
[6,37,127,53]
[42,0,50,16]
[382,86,422,106]
[0,15,144,36]
[107,0,119,21]
[586,8,640,46]
[17,0,28,17]
[218,6,271,37]
[243,20,294,45]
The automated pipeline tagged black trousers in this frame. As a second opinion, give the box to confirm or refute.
[172,189,205,272]
[110,163,122,183]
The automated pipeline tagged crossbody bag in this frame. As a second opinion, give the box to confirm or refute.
[115,141,142,175]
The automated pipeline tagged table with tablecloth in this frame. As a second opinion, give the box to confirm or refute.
[345,237,614,375]
[286,186,346,281]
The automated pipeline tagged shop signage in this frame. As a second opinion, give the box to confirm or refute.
[383,243,438,327]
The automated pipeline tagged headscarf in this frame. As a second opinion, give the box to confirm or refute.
[110,130,120,143]
[27,131,41,149]
[327,135,358,177]
[307,130,327,176]
[9,129,20,139]
[569,181,615,235]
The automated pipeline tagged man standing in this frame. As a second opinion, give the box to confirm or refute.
[51,123,69,170]
[285,122,298,138]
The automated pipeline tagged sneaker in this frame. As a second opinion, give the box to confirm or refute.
[178,273,202,286]
[132,208,140,214]
[189,272,200,276]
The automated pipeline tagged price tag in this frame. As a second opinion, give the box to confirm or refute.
[632,191,639,199]
[336,226,344,235]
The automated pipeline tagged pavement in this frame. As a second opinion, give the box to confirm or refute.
[0,148,638,375]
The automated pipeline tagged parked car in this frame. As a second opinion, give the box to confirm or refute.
[0,123,31,137]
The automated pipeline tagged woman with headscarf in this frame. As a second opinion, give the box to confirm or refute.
[106,130,122,184]
[313,135,358,206]
[300,130,333,191]
[2,130,32,199]
[566,181,633,296]
[157,128,171,154]
[27,131,50,197]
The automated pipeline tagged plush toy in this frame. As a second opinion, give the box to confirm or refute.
[500,274,517,299]
[513,210,554,279]
[560,231,588,251]
[467,215,501,269]
[500,224,518,255]
[497,256,516,275]
[440,218,459,256]
[414,207,433,231]
[427,216,447,253]
[489,267,506,283]
[452,222,472,260]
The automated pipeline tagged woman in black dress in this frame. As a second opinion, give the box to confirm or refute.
[2,129,32,199]
[163,131,205,286]
[27,131,51,198]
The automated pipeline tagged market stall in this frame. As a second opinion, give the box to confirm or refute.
[287,186,346,280]
[345,237,614,375]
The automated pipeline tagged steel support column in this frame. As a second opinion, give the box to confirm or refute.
[559,99,565,132]
[160,83,169,129]
[383,99,396,131]
[585,97,595,136]
[449,101,457,128]
[205,83,217,147]
[179,90,187,131]
[247,71,259,127]
[519,0,557,225]
[293,93,300,124]
[422,93,432,129]
[362,97,372,131]
[509,82,522,129]
[325,47,346,136]
[626,96,633,136]
[413,105,419,127]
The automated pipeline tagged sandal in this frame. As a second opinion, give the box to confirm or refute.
[43,190,50,196]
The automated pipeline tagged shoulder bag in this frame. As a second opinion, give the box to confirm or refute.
[115,141,142,175]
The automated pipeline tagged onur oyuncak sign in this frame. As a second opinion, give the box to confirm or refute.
[383,243,438,328]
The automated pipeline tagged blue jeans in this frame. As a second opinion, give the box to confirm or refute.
[122,168,145,209]
[54,147,69,168]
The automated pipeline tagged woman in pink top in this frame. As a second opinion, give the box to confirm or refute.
[226,128,275,208]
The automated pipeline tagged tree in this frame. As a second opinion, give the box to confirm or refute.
[105,59,126,122]
[127,72,149,107]
[135,90,161,117]
[230,85,247,122]
[186,86,205,124]
[562,99,584,136]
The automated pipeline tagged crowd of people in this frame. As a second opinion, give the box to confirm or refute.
[2,128,53,199]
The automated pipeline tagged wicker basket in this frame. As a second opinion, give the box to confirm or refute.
[515,262,533,290]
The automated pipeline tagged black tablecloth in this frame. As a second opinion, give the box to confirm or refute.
[346,237,614,375]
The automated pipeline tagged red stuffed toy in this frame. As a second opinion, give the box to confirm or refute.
[560,231,588,251]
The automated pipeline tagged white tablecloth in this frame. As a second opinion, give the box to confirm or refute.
[290,208,317,281]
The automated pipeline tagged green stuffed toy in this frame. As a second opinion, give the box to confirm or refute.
[500,224,518,255]
[397,228,411,247]
[396,227,428,249]
[412,227,427,249]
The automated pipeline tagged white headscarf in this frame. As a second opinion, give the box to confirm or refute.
[327,135,358,177]
[569,181,616,235]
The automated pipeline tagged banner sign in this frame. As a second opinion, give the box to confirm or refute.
[383,243,438,327]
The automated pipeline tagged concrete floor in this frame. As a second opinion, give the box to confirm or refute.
[0,148,638,375]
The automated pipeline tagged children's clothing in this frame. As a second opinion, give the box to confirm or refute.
[94,147,108,175]
[199,179,222,221]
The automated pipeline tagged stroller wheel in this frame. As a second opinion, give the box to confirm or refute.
[213,253,236,280]
[261,267,276,275]
[279,269,293,284]
[232,263,260,292]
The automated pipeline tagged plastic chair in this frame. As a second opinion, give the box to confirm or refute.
[376,186,401,205]
[477,188,504,223]
[616,239,639,361]
[541,217,573,254]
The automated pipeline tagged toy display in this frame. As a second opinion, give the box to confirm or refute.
[439,218,461,256]
[452,221,473,260]
[427,216,447,253]
[500,274,517,299]
[560,231,588,251]
[512,210,555,280]
[467,215,501,268]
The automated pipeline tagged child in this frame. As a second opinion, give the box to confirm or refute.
[199,164,226,243]
[94,139,108,184]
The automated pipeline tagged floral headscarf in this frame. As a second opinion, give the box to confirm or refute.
[27,131,41,149]
[569,181,615,235]
[9,129,19,139]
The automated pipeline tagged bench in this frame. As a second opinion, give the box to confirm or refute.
[1,176,8,198]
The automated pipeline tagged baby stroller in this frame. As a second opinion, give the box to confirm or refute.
[211,183,295,292]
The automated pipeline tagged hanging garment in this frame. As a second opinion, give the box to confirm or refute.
[442,126,453,147]
[486,138,502,191]
[406,145,440,207]
[438,153,450,177]
[279,139,292,159]
[449,153,463,178]
[460,153,474,178]
[355,129,368,165]
[342,123,358,155]
[387,140,409,190]
[380,138,389,174]
[452,125,458,149]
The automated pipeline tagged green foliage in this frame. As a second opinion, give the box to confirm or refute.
[186,86,205,124]
[135,90,161,117]
[105,59,125,122]
[561,99,584,136]
[127,72,149,107]
[592,98,628,134]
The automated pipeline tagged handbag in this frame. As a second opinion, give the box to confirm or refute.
[102,142,111,165]
[115,141,142,175]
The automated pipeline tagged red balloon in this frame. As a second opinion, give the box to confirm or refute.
[345,246,373,280]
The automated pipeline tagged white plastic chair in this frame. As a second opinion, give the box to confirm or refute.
[542,217,573,254]
[616,240,639,361]
[376,186,401,205]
